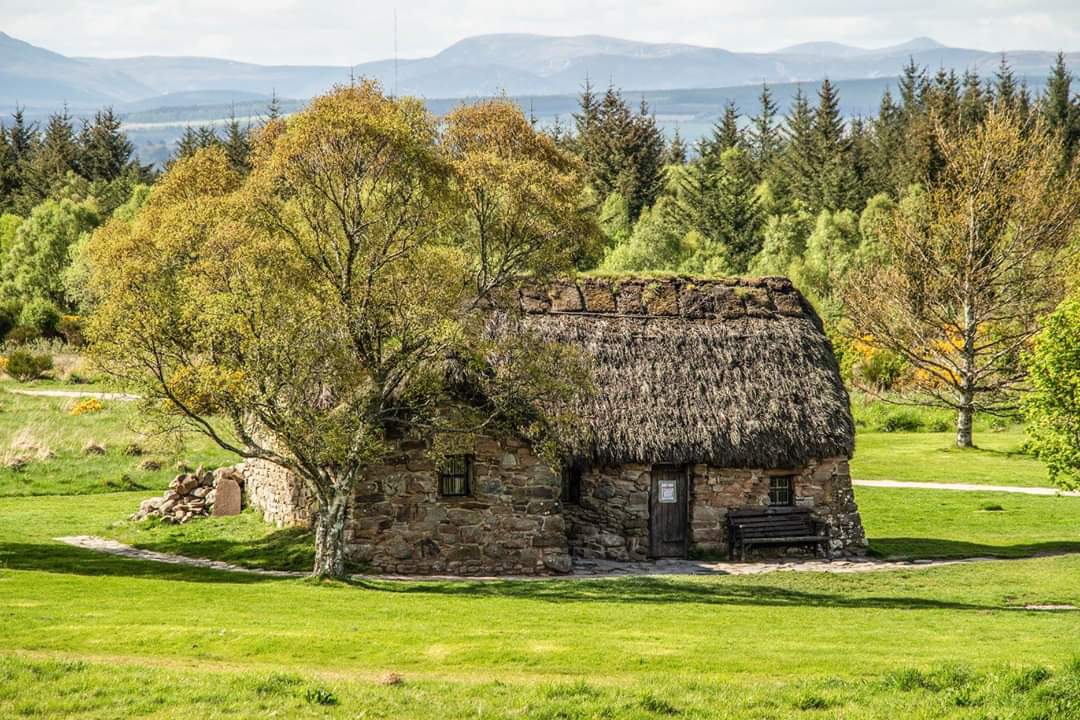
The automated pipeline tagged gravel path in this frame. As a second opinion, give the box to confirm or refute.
[55,535,1076,582]
[853,479,1080,496]
[8,389,139,401]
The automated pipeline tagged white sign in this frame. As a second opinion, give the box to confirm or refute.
[659,480,677,503]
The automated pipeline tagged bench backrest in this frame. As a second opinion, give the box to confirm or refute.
[727,507,817,538]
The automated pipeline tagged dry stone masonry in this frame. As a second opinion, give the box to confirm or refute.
[130,466,245,524]
[241,275,866,575]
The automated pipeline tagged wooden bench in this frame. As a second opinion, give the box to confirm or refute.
[726,506,831,561]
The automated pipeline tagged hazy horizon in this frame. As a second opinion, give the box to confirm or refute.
[4,1,1080,66]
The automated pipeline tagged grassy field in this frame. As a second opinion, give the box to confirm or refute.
[3,493,1080,718]
[851,429,1051,487]
[3,380,1080,717]
[0,384,236,497]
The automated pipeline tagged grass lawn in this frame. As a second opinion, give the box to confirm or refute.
[851,429,1051,487]
[3,385,1080,717]
[3,493,1080,718]
[0,385,237,497]
[857,486,1080,558]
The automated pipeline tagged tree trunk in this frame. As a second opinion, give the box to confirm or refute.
[956,399,974,449]
[957,299,977,449]
[312,489,349,579]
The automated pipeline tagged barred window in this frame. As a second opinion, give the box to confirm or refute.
[768,476,794,506]
[438,455,471,497]
[561,466,582,505]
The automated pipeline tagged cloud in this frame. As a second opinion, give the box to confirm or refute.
[4,0,1079,64]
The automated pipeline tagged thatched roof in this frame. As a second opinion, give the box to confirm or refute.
[510,275,854,470]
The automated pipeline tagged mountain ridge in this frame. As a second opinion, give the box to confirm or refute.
[2,30,1077,113]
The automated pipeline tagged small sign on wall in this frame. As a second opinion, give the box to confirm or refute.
[659,480,677,503]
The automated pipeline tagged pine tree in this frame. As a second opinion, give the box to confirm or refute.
[78,108,135,182]
[959,69,987,128]
[7,106,38,166]
[623,98,667,219]
[0,128,18,214]
[811,78,854,212]
[666,128,688,165]
[26,106,79,201]
[572,77,600,163]
[898,58,928,116]
[700,101,742,173]
[928,67,961,126]
[223,112,252,174]
[4,107,40,215]
[993,54,1018,111]
[869,89,904,196]
[588,86,635,200]
[1043,52,1079,166]
[675,146,762,272]
[780,88,818,211]
[265,90,282,123]
[748,82,781,180]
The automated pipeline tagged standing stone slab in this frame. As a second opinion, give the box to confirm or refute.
[213,476,242,516]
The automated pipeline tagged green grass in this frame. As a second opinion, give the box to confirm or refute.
[852,429,1051,487]
[858,486,1080,559]
[105,508,316,571]
[0,387,237,497]
[3,493,1080,718]
[2,379,1080,717]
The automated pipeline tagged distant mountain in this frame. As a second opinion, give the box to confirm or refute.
[1,30,1075,115]
[777,36,946,58]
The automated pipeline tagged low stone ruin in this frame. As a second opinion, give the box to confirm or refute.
[130,466,244,524]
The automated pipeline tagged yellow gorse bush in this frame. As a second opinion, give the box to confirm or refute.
[69,398,104,416]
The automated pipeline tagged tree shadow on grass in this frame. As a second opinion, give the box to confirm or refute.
[0,541,286,585]
[346,573,1000,611]
[867,538,1080,560]
[121,527,316,573]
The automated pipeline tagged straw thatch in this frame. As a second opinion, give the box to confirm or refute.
[507,275,854,469]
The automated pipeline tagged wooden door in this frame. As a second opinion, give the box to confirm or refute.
[649,465,688,558]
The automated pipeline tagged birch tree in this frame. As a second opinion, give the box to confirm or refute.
[85,83,593,577]
[843,108,1080,448]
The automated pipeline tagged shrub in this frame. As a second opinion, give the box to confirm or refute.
[56,315,84,346]
[980,503,1005,512]
[857,350,907,391]
[0,301,20,339]
[928,417,951,432]
[69,398,104,416]
[122,443,144,457]
[4,350,53,382]
[4,325,40,345]
[18,299,61,337]
[878,410,924,432]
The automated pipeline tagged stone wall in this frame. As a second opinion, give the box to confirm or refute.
[347,436,570,575]
[563,465,650,561]
[244,448,865,573]
[688,457,865,556]
[241,458,314,528]
[243,436,571,576]
[564,457,865,560]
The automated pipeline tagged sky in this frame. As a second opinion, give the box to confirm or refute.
[4,0,1080,65]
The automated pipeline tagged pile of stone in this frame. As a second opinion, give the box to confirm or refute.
[130,466,244,524]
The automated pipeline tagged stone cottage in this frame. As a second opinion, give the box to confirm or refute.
[242,275,866,575]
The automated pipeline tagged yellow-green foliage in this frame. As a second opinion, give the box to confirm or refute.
[68,398,104,416]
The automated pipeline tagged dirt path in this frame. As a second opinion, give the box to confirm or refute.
[8,389,139,401]
[55,534,1079,582]
[853,478,1080,497]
